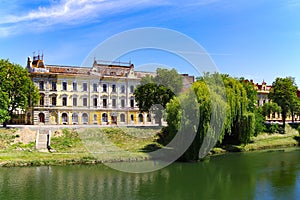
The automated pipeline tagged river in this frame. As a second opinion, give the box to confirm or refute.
[0,149,300,200]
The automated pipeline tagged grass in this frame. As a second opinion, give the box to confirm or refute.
[0,127,161,167]
[243,131,299,151]
[1,125,300,166]
[211,124,300,155]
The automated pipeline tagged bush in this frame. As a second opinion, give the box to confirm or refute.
[265,123,279,134]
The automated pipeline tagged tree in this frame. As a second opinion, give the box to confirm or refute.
[261,102,281,119]
[134,68,183,126]
[0,59,39,127]
[268,77,298,132]
[290,97,300,123]
[155,68,183,95]
[161,73,256,161]
[140,68,183,94]
[134,83,174,126]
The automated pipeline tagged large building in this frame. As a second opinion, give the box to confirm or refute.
[26,55,153,125]
[25,55,195,126]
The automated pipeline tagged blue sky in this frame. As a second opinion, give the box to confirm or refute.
[1,0,300,85]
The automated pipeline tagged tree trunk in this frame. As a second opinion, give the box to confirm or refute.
[282,112,286,134]
[3,121,7,128]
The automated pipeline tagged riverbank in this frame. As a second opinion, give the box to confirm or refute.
[211,125,300,155]
[0,127,160,167]
[0,126,299,167]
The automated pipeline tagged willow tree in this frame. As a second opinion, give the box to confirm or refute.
[221,76,255,144]
[162,73,257,161]
[162,73,227,161]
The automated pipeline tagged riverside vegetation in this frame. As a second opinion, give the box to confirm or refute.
[1,62,300,165]
[0,124,299,167]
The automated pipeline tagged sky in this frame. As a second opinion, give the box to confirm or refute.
[1,0,300,85]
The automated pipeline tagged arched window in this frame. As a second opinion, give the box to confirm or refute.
[72,113,78,123]
[102,113,108,122]
[138,114,143,123]
[38,113,45,123]
[82,113,88,124]
[130,114,134,122]
[39,94,45,106]
[120,114,125,122]
[62,113,68,124]
[147,114,151,122]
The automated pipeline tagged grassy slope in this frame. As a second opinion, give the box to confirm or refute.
[212,125,300,154]
[0,125,299,166]
[0,127,161,167]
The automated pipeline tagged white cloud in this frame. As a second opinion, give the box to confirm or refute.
[0,0,169,37]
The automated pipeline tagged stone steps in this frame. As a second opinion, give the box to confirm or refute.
[36,129,51,150]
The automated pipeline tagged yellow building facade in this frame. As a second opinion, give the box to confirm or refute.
[26,55,155,125]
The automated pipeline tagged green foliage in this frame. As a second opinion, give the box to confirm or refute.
[261,102,281,118]
[0,59,39,125]
[239,78,258,112]
[134,83,174,112]
[265,123,279,134]
[254,108,266,135]
[161,73,261,161]
[154,68,183,95]
[269,77,298,131]
[239,113,255,144]
[135,68,183,126]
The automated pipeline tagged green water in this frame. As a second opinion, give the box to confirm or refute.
[0,149,300,200]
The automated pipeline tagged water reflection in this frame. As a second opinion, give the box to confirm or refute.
[0,149,300,200]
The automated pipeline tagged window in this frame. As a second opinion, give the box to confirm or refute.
[93,98,97,107]
[102,113,108,122]
[147,114,151,122]
[121,99,125,108]
[130,85,134,93]
[51,82,57,91]
[112,84,116,93]
[112,99,116,108]
[120,114,125,122]
[102,84,107,92]
[103,99,107,108]
[72,113,78,124]
[62,113,68,123]
[94,114,97,122]
[130,99,134,108]
[83,83,88,92]
[82,113,88,124]
[39,113,45,123]
[62,82,67,91]
[83,98,88,107]
[73,97,77,107]
[62,97,67,106]
[93,83,98,92]
[130,114,134,122]
[51,96,56,106]
[138,114,143,123]
[39,94,44,106]
[39,81,44,90]
[73,82,77,91]
[121,85,125,93]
